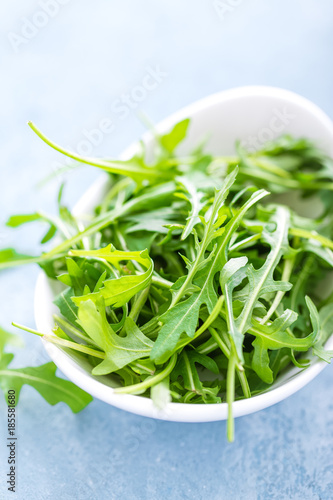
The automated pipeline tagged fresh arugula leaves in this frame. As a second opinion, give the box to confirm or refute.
[2,117,333,442]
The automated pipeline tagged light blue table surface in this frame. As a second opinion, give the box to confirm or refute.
[1,1,333,499]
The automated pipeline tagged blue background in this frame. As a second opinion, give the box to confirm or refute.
[1,1,333,498]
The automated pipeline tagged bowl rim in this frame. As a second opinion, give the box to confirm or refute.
[35,85,333,422]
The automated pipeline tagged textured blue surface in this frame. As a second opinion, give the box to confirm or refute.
[1,1,333,499]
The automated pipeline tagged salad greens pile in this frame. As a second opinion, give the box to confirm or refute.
[1,118,333,441]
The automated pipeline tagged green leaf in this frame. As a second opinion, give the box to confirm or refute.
[131,358,156,375]
[0,360,92,413]
[57,257,103,295]
[235,206,293,335]
[7,209,68,244]
[251,298,320,383]
[318,304,333,344]
[70,246,154,308]
[313,345,333,363]
[160,118,190,153]
[77,300,154,375]
[171,350,219,396]
[125,207,180,234]
[313,304,333,362]
[302,240,333,267]
[54,288,79,325]
[6,213,42,228]
[176,176,206,240]
[41,224,57,244]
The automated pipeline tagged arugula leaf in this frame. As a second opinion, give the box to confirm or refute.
[301,240,333,267]
[175,176,206,240]
[54,288,79,325]
[234,206,293,335]
[69,245,154,308]
[171,350,219,396]
[77,299,154,375]
[6,212,57,245]
[313,304,333,362]
[6,213,43,227]
[159,118,190,153]
[0,352,92,412]
[251,298,319,383]
[125,207,180,234]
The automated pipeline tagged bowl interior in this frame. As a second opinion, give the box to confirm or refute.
[35,86,333,422]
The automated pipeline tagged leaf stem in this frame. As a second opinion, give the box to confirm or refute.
[208,326,230,358]
[151,274,173,289]
[53,314,95,345]
[290,255,315,312]
[43,335,105,359]
[209,327,250,398]
[0,252,67,271]
[129,287,150,322]
[226,352,236,442]
[289,228,333,250]
[12,322,105,359]
[12,322,43,337]
[28,121,167,181]
[260,255,295,324]
[114,354,177,394]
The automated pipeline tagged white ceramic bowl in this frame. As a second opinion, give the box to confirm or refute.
[35,86,333,422]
